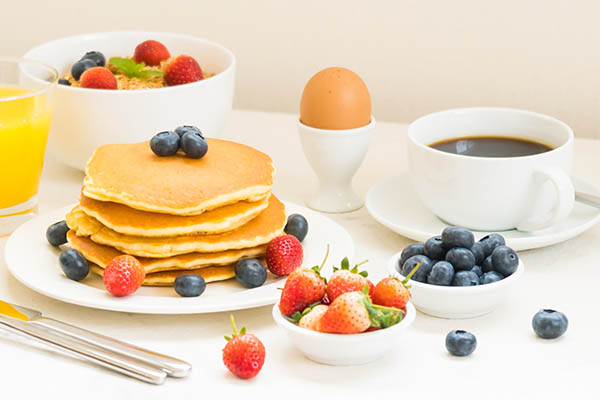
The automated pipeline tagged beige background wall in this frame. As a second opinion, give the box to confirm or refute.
[3,0,599,138]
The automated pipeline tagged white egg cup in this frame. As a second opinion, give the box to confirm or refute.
[298,117,374,213]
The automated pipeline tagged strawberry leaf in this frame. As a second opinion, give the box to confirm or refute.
[359,271,368,278]
[109,57,163,79]
[341,257,350,270]
[240,327,246,335]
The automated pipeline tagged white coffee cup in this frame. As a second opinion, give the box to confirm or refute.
[407,108,574,231]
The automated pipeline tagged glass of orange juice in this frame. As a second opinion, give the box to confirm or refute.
[0,59,57,236]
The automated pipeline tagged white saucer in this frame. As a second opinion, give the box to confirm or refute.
[366,173,600,251]
[4,201,354,314]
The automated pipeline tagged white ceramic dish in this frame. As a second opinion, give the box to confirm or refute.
[4,202,353,314]
[387,251,524,319]
[24,31,235,170]
[366,173,600,251]
[272,301,415,365]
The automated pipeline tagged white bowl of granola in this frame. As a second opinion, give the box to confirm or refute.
[24,31,235,170]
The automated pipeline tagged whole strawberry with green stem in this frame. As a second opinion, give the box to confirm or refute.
[326,257,369,301]
[373,262,421,309]
[222,315,265,379]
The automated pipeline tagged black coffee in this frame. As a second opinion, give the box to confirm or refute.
[429,136,553,158]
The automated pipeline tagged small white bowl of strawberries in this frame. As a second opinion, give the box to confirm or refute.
[272,247,416,366]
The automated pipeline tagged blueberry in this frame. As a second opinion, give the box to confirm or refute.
[482,255,494,273]
[401,255,433,283]
[491,245,519,276]
[424,236,446,260]
[235,258,267,288]
[478,233,506,257]
[174,274,206,297]
[58,78,71,86]
[174,125,202,138]
[480,271,503,284]
[150,131,180,157]
[427,261,454,286]
[441,227,474,249]
[398,243,425,269]
[451,270,479,286]
[80,51,106,67]
[532,309,568,339]
[71,59,96,80]
[445,248,476,271]
[46,220,69,246]
[470,265,483,277]
[58,249,89,281]
[284,214,308,242]
[446,330,477,356]
[470,242,485,265]
[181,131,208,159]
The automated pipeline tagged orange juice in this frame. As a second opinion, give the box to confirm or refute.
[0,87,52,209]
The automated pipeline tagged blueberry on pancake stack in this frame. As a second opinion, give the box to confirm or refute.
[65,139,285,286]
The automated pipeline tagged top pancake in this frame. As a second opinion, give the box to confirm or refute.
[83,139,274,215]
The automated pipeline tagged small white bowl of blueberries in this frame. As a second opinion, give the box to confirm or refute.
[388,226,524,318]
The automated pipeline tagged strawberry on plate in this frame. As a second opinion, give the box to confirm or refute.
[164,55,204,86]
[133,40,171,66]
[326,257,369,301]
[223,315,265,379]
[103,255,145,297]
[80,67,117,89]
[266,234,303,276]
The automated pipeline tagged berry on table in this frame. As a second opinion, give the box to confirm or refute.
[478,233,506,257]
[446,330,477,356]
[103,255,145,297]
[133,40,170,66]
[174,274,206,297]
[58,249,89,281]
[398,243,425,267]
[532,309,568,339]
[164,55,203,86]
[491,245,519,276]
[58,78,71,86]
[180,130,208,159]
[480,271,503,284]
[223,315,265,379]
[80,67,117,89]
[284,214,309,242]
[451,270,479,286]
[266,234,303,276]
[424,235,446,260]
[401,254,433,282]
[427,261,455,286]
[445,247,476,271]
[71,59,96,80]
[46,220,69,246]
[150,131,180,157]
[235,258,267,288]
[81,51,106,67]
[441,226,474,249]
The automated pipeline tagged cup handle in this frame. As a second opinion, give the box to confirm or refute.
[516,166,574,231]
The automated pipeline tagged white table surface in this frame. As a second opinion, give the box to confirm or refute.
[1,109,598,398]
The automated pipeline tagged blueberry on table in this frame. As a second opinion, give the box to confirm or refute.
[445,248,476,271]
[427,261,454,286]
[480,271,503,284]
[174,125,202,138]
[532,309,568,339]
[451,270,479,286]
[58,78,71,86]
[446,330,477,357]
[235,258,267,288]
[470,265,483,277]
[80,51,106,67]
[424,236,446,260]
[398,243,425,268]
[181,131,208,159]
[478,233,506,257]
[46,220,69,246]
[150,131,180,157]
[174,274,206,297]
[71,59,96,80]
[284,214,309,242]
[441,227,474,249]
[470,242,485,265]
[491,245,519,276]
[482,255,494,273]
[401,254,433,283]
[59,249,89,281]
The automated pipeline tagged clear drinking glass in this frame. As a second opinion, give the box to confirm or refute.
[0,59,58,236]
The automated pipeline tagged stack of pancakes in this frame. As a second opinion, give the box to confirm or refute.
[65,139,286,286]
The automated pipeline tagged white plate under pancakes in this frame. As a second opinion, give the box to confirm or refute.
[4,201,354,314]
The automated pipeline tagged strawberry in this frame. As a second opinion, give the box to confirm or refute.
[80,67,117,89]
[367,279,375,297]
[266,234,303,276]
[164,55,204,86]
[103,255,145,296]
[372,277,411,309]
[319,288,404,334]
[298,304,328,331]
[133,40,170,66]
[222,315,265,379]
[326,257,369,301]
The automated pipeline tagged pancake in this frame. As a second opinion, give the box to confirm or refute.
[68,230,267,274]
[79,194,270,237]
[83,139,274,215]
[67,195,286,258]
[89,263,236,286]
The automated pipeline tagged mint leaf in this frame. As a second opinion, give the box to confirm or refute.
[109,57,163,79]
